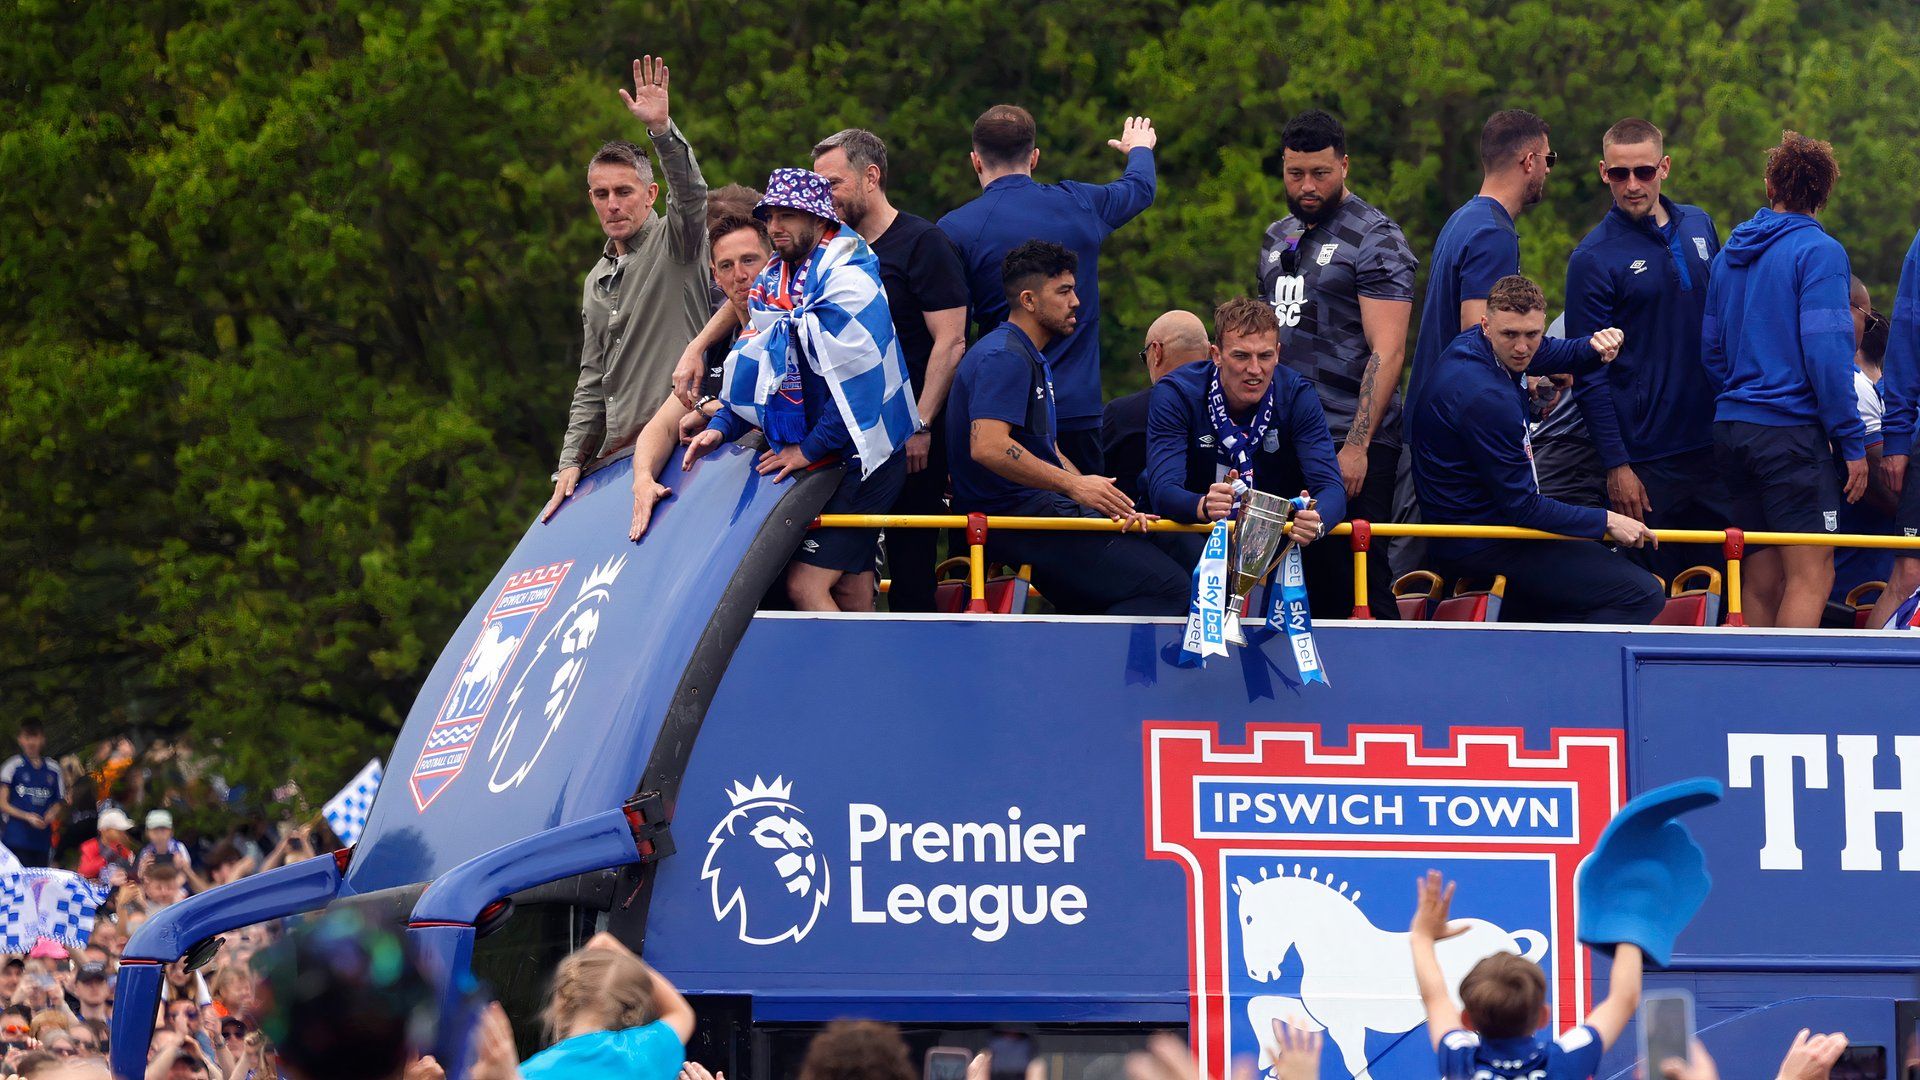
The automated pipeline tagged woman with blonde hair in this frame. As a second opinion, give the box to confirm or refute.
[514,932,694,1080]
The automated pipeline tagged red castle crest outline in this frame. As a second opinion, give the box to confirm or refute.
[409,561,573,811]
[1144,723,1624,1080]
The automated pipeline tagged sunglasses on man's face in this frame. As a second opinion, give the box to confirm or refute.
[1604,164,1660,183]
[222,1024,247,1041]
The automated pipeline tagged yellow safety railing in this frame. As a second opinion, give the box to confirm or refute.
[815,513,1920,624]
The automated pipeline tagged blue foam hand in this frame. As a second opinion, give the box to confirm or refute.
[1575,777,1723,968]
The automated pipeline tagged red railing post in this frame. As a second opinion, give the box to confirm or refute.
[1348,519,1374,619]
[1722,528,1747,627]
[966,512,990,614]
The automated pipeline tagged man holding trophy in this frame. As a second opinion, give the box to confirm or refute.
[1142,297,1346,595]
[1143,297,1346,675]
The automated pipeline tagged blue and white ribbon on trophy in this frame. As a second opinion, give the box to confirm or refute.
[1178,520,1232,666]
[1263,494,1329,684]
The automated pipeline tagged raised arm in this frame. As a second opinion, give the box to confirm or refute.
[1409,870,1465,1050]
[1580,943,1642,1051]
[583,932,695,1043]
[620,56,707,264]
[1527,329,1618,378]
[1070,117,1157,230]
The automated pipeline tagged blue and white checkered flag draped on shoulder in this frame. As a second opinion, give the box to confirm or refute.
[720,229,921,478]
[0,845,110,950]
[322,758,384,846]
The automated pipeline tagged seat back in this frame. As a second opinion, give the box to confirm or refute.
[1392,570,1444,622]
[1654,565,1724,627]
[1432,576,1507,623]
[1847,580,1888,629]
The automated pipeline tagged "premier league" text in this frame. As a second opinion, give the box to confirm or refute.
[847,804,1089,942]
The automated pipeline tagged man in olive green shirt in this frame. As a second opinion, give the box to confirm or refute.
[543,55,710,521]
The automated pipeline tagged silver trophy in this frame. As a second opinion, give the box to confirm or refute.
[1224,489,1296,645]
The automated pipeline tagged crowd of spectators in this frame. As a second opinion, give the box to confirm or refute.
[536,56,1920,630]
[1,722,338,1080]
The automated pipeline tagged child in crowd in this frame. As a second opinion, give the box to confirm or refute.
[515,932,694,1080]
[1409,870,1642,1079]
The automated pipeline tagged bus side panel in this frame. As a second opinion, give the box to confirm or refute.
[642,619,1918,1080]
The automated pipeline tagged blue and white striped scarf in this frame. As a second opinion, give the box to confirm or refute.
[720,229,921,478]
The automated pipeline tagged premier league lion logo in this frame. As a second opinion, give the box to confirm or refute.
[703,776,831,946]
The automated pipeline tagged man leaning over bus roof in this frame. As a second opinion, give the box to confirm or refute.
[542,55,710,523]
[683,169,918,611]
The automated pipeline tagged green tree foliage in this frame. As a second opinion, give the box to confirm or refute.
[3,0,1917,796]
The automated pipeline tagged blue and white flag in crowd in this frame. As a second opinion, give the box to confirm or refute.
[322,758,384,846]
[0,845,110,950]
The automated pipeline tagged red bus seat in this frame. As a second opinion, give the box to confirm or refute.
[1393,571,1444,621]
[1432,576,1506,622]
[1654,566,1723,627]
[933,558,1032,615]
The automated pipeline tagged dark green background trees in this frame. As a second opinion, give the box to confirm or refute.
[4,0,1917,799]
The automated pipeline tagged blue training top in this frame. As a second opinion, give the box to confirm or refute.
[1408,328,1607,559]
[1407,195,1520,410]
[1140,359,1347,527]
[946,322,1063,514]
[1438,1025,1605,1080]
[938,148,1156,431]
[519,1019,684,1080]
[1564,196,1721,467]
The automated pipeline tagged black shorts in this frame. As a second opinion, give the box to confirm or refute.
[794,452,908,574]
[1897,456,1920,539]
[1712,420,1843,535]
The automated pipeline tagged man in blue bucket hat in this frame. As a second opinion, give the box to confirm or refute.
[686,168,921,612]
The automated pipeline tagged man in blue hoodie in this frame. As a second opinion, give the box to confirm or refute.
[1565,118,1728,579]
[1868,228,1920,628]
[940,105,1158,476]
[1702,131,1868,628]
[1410,275,1662,624]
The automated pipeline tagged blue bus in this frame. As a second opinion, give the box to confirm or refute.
[111,444,1920,1080]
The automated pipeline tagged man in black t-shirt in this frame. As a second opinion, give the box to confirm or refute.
[814,129,971,611]
[1257,110,1417,618]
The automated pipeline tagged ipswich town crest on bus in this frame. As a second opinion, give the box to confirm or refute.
[1144,724,1622,1080]
[410,561,574,810]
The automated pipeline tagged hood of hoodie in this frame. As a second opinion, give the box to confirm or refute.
[1722,207,1823,267]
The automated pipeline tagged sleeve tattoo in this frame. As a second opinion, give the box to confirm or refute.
[1347,351,1381,447]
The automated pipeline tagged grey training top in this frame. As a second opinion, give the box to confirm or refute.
[1257,193,1417,450]
[560,121,710,471]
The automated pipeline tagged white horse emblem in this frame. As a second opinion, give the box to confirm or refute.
[455,623,520,715]
[1234,864,1547,1079]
